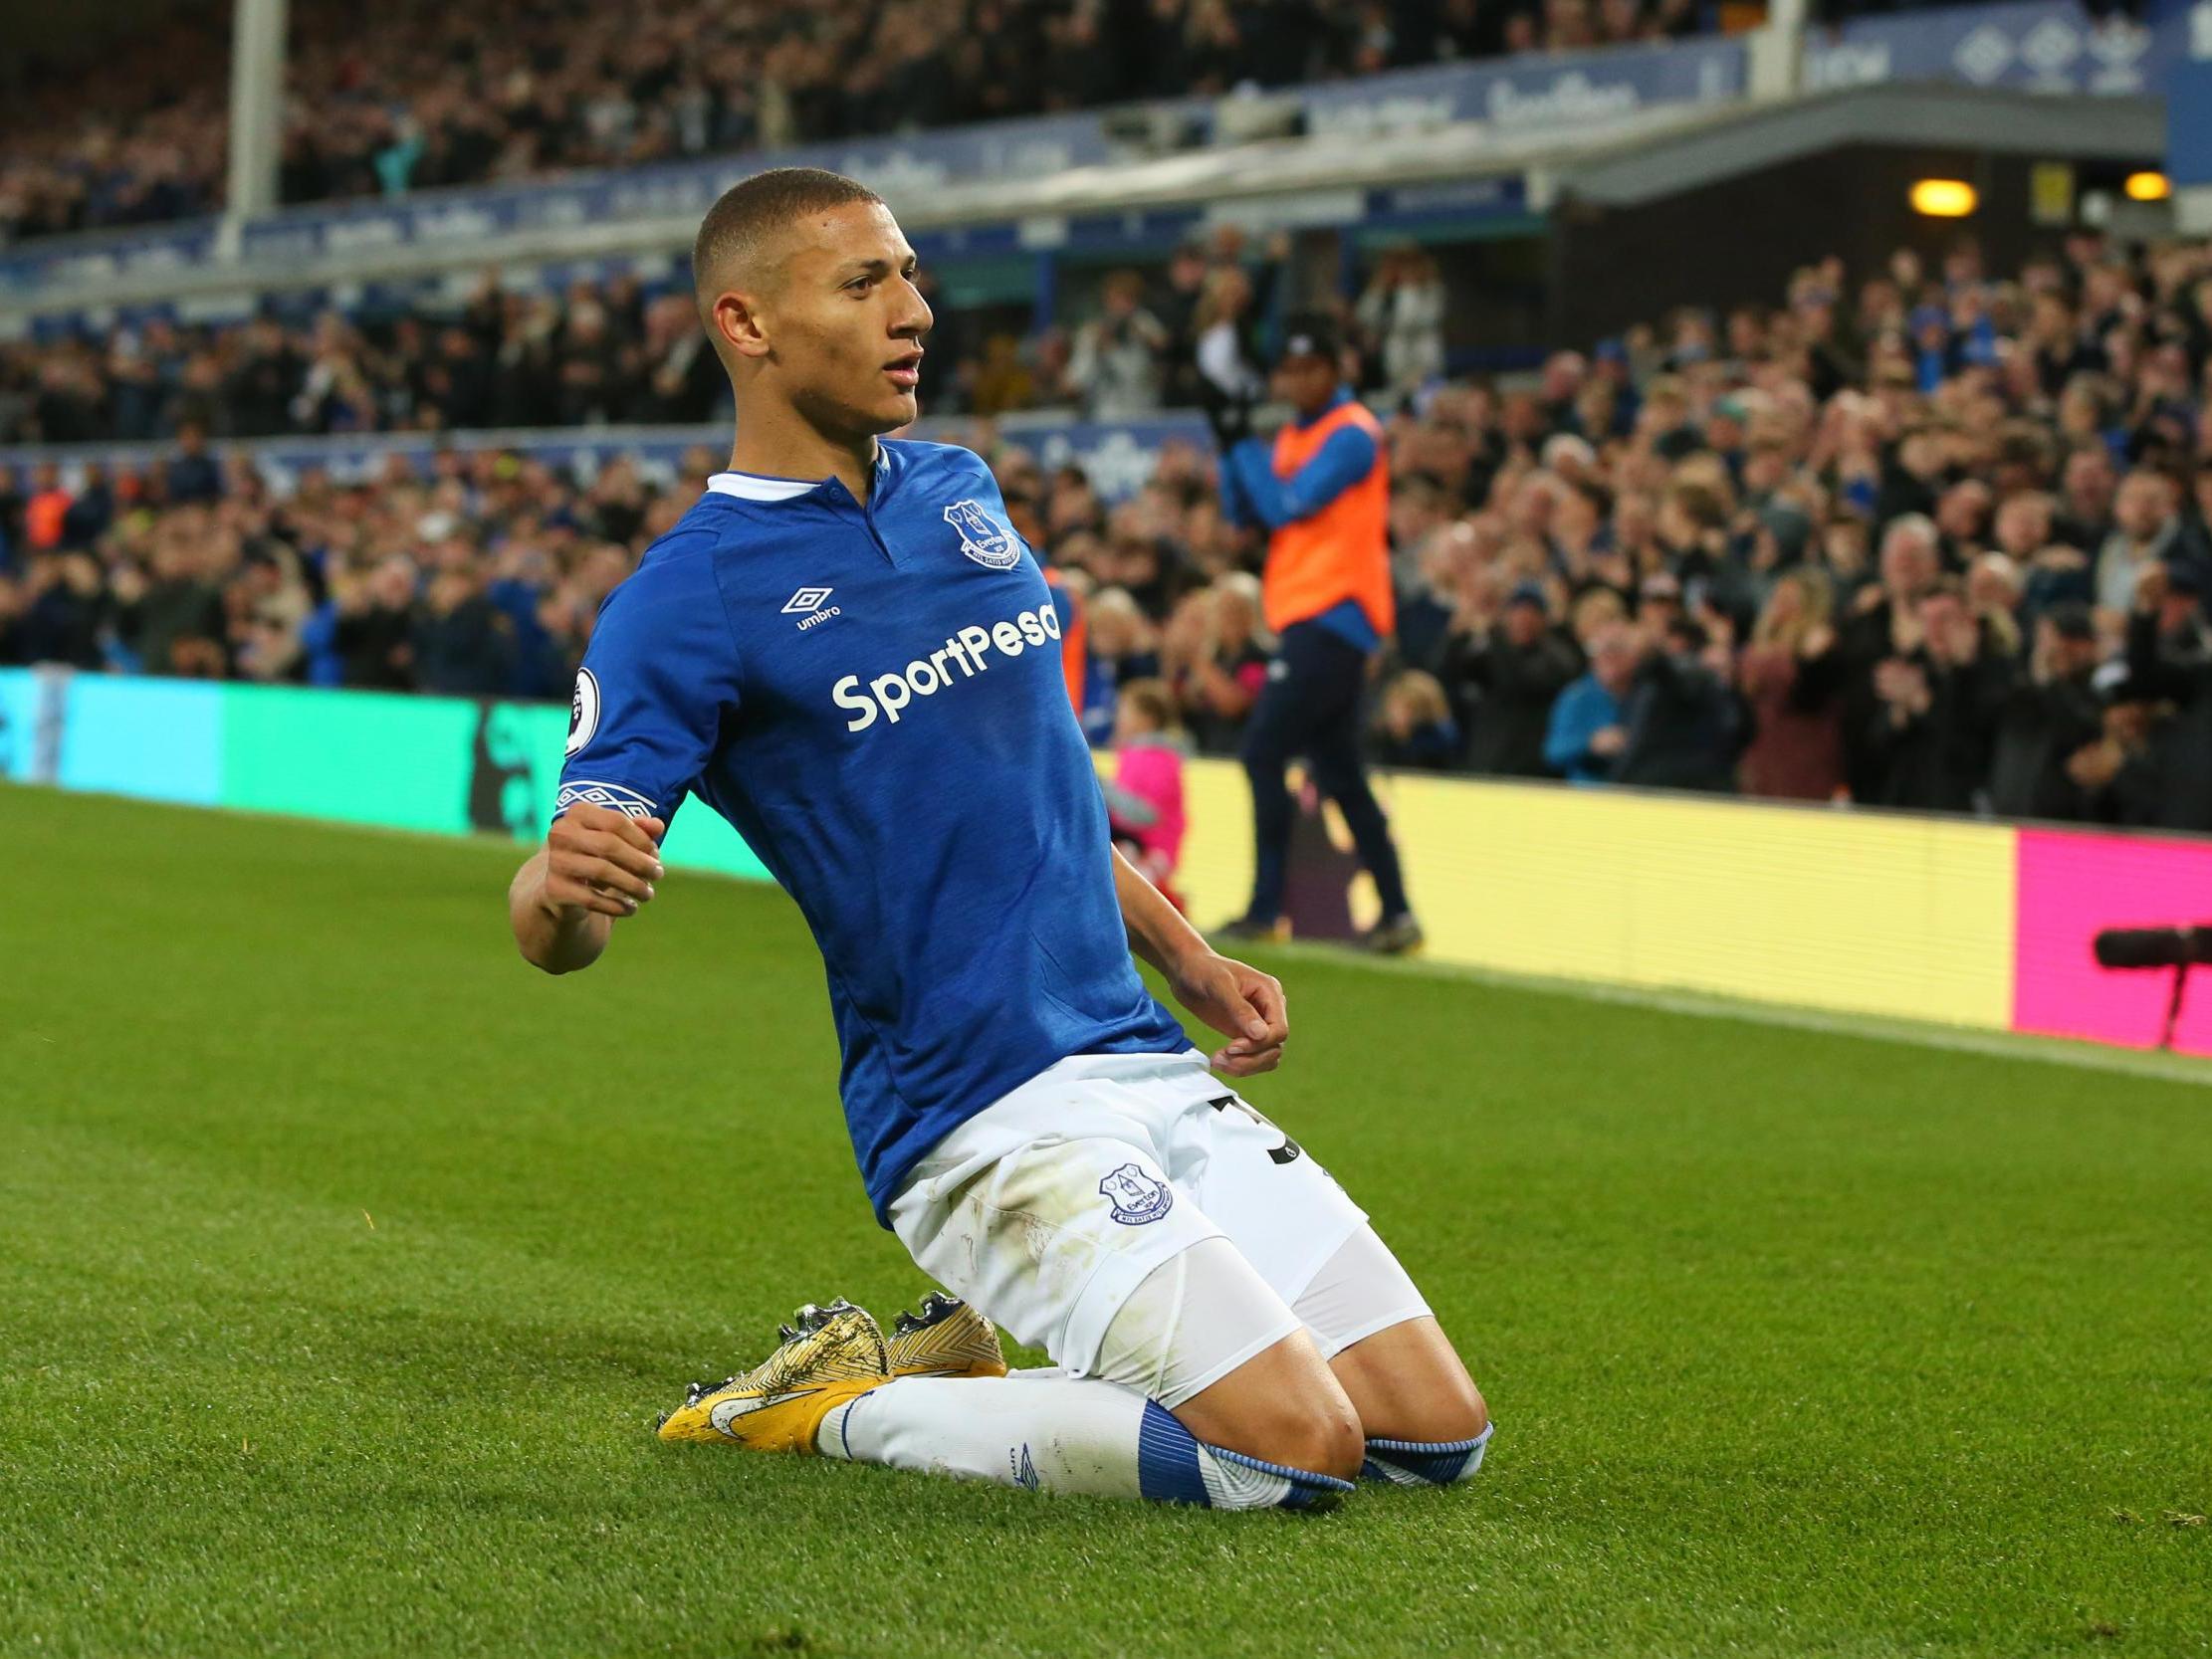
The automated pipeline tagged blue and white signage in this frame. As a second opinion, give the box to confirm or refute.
[1803,0,2180,97]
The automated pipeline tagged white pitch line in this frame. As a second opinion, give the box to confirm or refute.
[1258,938,2212,1090]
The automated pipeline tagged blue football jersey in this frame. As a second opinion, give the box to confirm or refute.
[555,440,1192,1221]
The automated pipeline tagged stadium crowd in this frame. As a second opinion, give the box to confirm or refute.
[0,0,1710,247]
[4,227,2212,833]
[0,228,1296,444]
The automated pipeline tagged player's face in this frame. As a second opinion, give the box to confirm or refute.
[775,201,934,439]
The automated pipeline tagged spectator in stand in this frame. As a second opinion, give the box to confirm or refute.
[4,550,106,669]
[640,294,728,424]
[1439,579,1580,778]
[335,556,422,692]
[1069,271,1171,421]
[1616,614,1741,792]
[1373,669,1461,771]
[411,556,517,698]
[1161,575,1269,755]
[1990,490,2094,620]
[3,0,1732,252]
[1986,602,2108,822]
[1840,514,1941,799]
[1735,566,1846,801]
[1076,585,1160,741]
[2056,444,2119,551]
[1356,246,1447,407]
[1102,678,1189,911]
[16,222,2212,833]
[1864,578,2012,814]
[1155,244,1214,411]
[225,538,315,685]
[164,421,224,505]
[1190,266,1265,439]
[117,509,230,677]
[2096,470,2181,617]
[23,464,73,554]
[2107,563,2212,831]
[1544,621,1642,786]
[59,463,117,551]
[2175,463,2212,582]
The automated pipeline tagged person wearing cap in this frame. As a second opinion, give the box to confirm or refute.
[1637,570,1683,625]
[1440,579,1580,779]
[1215,312,1421,953]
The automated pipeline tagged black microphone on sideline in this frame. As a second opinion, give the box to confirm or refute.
[2092,926,2212,1050]
[2093,927,2212,970]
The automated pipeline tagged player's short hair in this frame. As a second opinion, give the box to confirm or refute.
[691,167,885,326]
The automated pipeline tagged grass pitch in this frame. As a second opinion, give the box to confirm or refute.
[3,784,2208,1658]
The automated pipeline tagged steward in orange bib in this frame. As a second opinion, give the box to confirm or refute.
[1215,314,1420,953]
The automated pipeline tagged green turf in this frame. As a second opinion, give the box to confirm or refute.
[3,783,2208,1658]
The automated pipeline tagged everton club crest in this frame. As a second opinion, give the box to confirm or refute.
[943,500,1021,569]
[1099,1162,1174,1226]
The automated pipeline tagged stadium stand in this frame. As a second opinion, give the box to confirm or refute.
[3,227,2209,830]
[0,0,1717,246]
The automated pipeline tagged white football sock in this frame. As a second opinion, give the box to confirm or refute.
[817,1372,1351,1509]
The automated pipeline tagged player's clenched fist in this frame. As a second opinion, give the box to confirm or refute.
[1170,949,1289,1078]
[543,803,667,919]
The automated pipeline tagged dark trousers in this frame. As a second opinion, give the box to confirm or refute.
[1238,620,1412,925]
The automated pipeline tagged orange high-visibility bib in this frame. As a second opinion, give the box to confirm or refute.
[1261,400,1394,640]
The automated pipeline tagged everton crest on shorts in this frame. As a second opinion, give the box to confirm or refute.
[1099,1162,1175,1225]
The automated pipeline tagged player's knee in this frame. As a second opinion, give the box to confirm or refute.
[1298,1397,1369,1484]
[1395,1362,1487,1445]
[1233,1389,1366,1484]
[1426,1379,1488,1446]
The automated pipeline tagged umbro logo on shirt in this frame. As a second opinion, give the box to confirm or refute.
[782,586,841,631]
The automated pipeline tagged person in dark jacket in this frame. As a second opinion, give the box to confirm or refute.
[335,555,420,691]
[2107,562,2212,831]
[7,551,107,668]
[410,566,516,698]
[1617,616,1741,792]
[1440,581,1581,776]
[162,422,224,505]
[1839,514,1941,801]
[1864,579,2013,813]
[120,537,228,676]
[1987,602,2106,821]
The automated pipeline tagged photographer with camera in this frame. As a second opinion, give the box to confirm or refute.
[1068,270,1171,421]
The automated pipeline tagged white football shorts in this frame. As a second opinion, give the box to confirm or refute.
[887,1049,1432,1407]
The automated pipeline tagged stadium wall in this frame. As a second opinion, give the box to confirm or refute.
[5,668,2205,1058]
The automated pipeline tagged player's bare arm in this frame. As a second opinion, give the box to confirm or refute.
[509,803,666,975]
[1112,845,1288,1077]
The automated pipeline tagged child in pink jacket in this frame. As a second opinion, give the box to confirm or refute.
[1102,679,1188,911]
